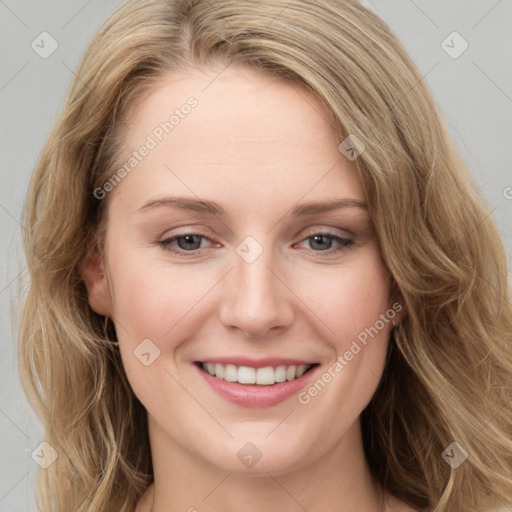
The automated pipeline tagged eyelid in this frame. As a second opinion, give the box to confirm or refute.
[160,224,213,237]
[293,231,354,254]
[299,225,353,238]
[157,226,355,258]
[159,225,351,243]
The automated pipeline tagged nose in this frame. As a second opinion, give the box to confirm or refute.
[218,243,295,339]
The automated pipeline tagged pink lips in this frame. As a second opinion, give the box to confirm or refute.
[198,356,316,368]
[193,358,319,408]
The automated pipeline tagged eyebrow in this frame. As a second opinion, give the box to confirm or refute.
[137,196,368,216]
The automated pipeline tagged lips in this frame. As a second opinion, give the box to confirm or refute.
[193,357,320,408]
[196,357,318,369]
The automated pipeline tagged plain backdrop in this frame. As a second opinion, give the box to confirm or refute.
[1,1,511,510]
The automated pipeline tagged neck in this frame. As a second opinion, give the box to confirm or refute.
[142,416,387,512]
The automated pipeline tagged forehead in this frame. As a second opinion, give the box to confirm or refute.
[111,65,365,215]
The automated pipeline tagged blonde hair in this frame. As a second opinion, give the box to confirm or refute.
[19,0,512,511]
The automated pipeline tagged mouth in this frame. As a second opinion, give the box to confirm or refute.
[194,361,319,386]
[192,356,321,407]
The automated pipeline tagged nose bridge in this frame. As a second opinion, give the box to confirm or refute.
[218,237,293,337]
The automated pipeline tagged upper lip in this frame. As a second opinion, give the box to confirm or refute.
[195,357,318,368]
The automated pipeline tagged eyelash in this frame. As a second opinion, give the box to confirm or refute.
[157,231,354,257]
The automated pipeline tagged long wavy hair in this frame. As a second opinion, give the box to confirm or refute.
[19,0,512,511]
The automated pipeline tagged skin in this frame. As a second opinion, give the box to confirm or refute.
[83,65,413,512]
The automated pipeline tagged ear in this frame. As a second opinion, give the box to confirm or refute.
[81,247,113,316]
[388,282,406,326]
[389,299,406,327]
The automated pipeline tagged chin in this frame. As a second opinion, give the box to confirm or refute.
[198,436,314,476]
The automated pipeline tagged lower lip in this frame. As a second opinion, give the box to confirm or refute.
[193,363,319,408]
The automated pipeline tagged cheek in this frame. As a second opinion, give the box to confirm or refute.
[303,250,393,399]
[106,248,227,395]
[108,251,207,338]
[306,252,392,347]
[106,253,205,407]
[292,254,393,443]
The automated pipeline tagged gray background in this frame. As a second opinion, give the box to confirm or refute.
[1,0,511,510]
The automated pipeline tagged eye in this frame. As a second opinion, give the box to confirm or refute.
[158,233,214,255]
[157,230,354,258]
[297,232,354,253]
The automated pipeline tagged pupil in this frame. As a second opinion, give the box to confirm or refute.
[311,235,331,250]
[178,235,201,250]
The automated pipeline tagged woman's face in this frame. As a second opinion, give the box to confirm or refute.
[85,65,399,474]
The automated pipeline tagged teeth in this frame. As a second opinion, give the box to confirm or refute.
[201,362,314,385]
[215,363,224,379]
[256,367,274,385]
[238,366,256,384]
[274,365,287,383]
[224,364,237,382]
[296,364,308,378]
[286,365,297,381]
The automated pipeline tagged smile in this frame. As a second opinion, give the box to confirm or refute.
[193,359,320,408]
[197,361,316,385]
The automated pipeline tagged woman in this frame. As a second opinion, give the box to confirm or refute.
[19,0,512,511]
